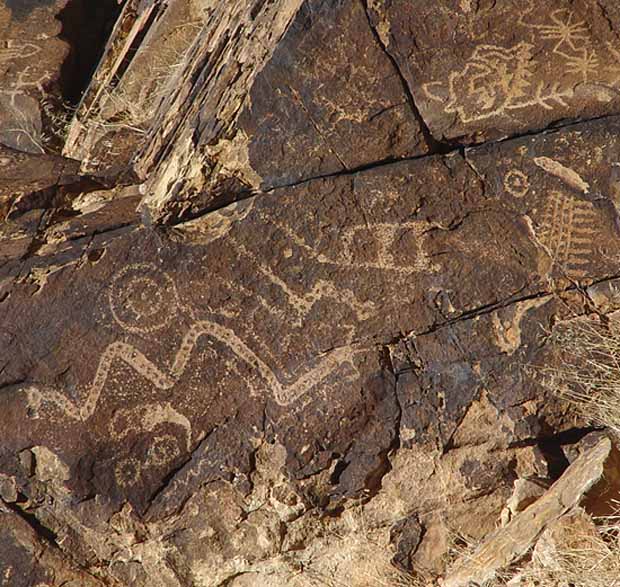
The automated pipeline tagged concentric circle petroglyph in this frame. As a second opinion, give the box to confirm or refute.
[109,263,179,334]
[504,169,530,197]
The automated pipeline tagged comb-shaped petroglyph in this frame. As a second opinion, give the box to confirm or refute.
[423,43,574,124]
[537,190,598,278]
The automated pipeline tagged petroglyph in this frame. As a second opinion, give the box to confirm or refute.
[423,43,574,124]
[534,157,590,193]
[0,41,41,64]
[504,170,530,198]
[109,403,193,451]
[234,239,376,324]
[115,457,142,488]
[522,9,590,54]
[270,219,436,275]
[109,263,180,334]
[24,319,359,422]
[520,9,609,83]
[537,190,598,278]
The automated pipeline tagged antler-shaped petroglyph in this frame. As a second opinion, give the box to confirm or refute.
[25,320,358,421]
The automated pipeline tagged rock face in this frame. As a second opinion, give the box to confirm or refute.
[2,1,620,586]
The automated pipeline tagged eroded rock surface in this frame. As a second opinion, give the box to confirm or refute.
[3,1,620,586]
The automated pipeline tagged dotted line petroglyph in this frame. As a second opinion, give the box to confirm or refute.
[26,318,360,423]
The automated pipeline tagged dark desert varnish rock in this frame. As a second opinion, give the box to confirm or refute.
[3,0,620,585]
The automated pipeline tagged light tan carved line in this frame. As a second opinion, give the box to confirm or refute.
[268,218,427,274]
[233,239,375,320]
[539,192,597,277]
[38,320,355,419]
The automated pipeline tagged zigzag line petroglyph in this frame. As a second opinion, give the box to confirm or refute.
[233,239,376,323]
[25,320,358,418]
[538,191,598,278]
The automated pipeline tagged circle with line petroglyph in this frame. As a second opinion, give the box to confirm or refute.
[109,263,179,334]
[503,169,530,198]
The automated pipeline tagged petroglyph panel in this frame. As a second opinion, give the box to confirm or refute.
[4,117,620,519]
[369,0,620,142]
[0,1,69,152]
[467,115,620,282]
[236,0,426,190]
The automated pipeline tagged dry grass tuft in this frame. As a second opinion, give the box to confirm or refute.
[540,315,620,435]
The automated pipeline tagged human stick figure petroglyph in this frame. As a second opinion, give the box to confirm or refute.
[520,9,599,82]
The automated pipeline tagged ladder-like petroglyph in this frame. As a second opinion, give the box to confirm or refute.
[537,190,599,278]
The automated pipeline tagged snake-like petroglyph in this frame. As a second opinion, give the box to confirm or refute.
[25,319,358,421]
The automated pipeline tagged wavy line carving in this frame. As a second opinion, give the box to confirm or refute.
[25,320,358,419]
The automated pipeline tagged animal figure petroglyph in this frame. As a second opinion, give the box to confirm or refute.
[0,41,41,64]
[269,219,436,275]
